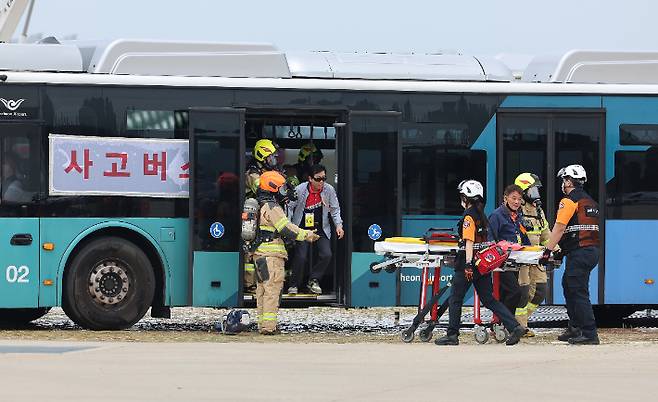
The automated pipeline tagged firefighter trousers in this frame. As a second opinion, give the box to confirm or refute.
[243,254,256,291]
[255,255,285,333]
[516,264,548,328]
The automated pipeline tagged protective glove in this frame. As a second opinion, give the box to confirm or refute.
[538,249,552,266]
[552,246,565,261]
[464,261,474,281]
[305,230,320,242]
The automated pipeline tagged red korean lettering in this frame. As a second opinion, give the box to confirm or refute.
[64,149,94,180]
[103,152,130,177]
[143,152,167,181]
[179,162,190,179]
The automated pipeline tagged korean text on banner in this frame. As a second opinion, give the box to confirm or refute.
[49,134,190,198]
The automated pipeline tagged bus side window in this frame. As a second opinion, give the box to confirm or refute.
[1,135,38,204]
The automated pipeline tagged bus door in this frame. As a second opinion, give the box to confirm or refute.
[0,123,42,307]
[188,108,245,307]
[343,111,401,307]
[497,109,604,304]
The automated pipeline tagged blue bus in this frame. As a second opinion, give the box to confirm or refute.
[0,40,655,329]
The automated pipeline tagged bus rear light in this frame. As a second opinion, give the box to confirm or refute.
[43,279,53,286]
[42,243,55,251]
[645,279,655,285]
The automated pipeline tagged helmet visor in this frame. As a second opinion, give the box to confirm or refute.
[525,186,541,202]
[265,153,279,167]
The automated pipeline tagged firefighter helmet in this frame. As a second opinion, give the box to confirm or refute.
[217,309,251,335]
[457,179,484,199]
[259,171,287,193]
[514,172,542,191]
[557,164,587,182]
[254,139,279,166]
[298,142,323,163]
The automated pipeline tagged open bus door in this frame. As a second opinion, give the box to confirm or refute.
[343,111,402,307]
[188,108,245,307]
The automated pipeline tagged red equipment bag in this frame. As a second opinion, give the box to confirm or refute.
[474,242,511,274]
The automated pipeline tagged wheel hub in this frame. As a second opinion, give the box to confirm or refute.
[88,261,130,305]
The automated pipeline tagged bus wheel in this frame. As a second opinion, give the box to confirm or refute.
[0,307,51,325]
[63,237,155,330]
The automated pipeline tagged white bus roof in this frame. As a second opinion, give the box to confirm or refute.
[2,39,658,88]
[522,50,658,84]
[0,38,511,82]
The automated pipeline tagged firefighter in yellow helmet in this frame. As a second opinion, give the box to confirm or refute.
[514,172,550,336]
[246,139,280,198]
[295,141,324,183]
[244,139,281,293]
[253,171,319,334]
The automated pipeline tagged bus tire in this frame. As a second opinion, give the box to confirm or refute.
[63,236,155,330]
[0,307,51,325]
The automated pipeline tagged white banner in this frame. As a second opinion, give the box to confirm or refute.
[49,134,189,198]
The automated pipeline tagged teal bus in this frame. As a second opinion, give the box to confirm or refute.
[0,40,656,329]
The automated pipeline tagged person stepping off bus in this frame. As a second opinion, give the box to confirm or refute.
[253,171,319,334]
[288,164,344,295]
[540,165,600,345]
[514,173,551,337]
[435,180,525,346]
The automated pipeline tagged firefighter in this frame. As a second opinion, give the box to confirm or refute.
[244,139,281,293]
[435,180,526,346]
[540,164,600,345]
[514,172,550,336]
[253,171,319,334]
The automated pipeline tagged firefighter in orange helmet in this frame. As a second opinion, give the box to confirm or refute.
[253,171,319,334]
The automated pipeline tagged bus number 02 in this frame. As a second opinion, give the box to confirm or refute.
[6,265,29,283]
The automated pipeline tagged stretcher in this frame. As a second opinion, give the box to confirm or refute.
[371,232,559,343]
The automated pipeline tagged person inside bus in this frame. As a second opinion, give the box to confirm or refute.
[487,184,530,317]
[294,142,324,183]
[435,180,525,346]
[287,164,343,294]
[1,152,32,203]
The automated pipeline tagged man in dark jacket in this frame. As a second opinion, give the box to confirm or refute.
[488,184,531,317]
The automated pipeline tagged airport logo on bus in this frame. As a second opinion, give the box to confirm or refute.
[0,98,27,117]
[368,224,382,241]
[210,222,225,239]
[0,98,25,111]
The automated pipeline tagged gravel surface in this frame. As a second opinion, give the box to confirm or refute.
[0,306,657,344]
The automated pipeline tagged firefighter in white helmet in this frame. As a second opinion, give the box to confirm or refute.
[435,179,526,346]
[541,164,600,345]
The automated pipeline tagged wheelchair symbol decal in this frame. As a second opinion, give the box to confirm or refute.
[368,224,382,241]
[210,222,225,239]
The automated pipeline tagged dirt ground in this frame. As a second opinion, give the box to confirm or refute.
[1,307,656,344]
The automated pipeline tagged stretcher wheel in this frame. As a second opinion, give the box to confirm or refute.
[474,326,489,344]
[369,262,381,274]
[492,324,508,343]
[419,326,434,342]
[400,328,415,343]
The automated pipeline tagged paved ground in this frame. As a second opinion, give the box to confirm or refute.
[0,340,656,402]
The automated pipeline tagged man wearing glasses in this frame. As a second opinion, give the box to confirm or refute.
[288,164,344,294]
